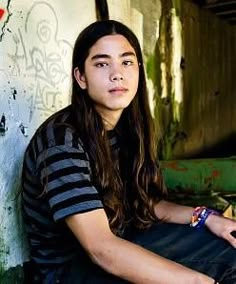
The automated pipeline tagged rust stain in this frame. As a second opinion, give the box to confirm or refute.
[164,161,188,171]
[212,170,220,178]
[164,161,178,168]
[204,170,220,185]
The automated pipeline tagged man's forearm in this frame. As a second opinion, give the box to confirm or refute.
[154,200,194,224]
[91,233,212,284]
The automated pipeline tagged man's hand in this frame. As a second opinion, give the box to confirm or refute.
[206,214,236,248]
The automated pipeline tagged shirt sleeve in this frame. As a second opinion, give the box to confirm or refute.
[37,143,104,222]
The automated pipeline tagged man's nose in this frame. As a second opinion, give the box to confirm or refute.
[110,65,124,82]
[110,74,124,81]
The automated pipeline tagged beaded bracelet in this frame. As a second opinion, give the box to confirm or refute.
[190,206,220,229]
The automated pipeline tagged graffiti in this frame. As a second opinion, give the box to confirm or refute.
[0,0,12,41]
[0,9,5,20]
[12,88,17,100]
[0,113,7,136]
[19,123,28,137]
[28,81,62,119]
[0,70,29,138]
[7,1,73,122]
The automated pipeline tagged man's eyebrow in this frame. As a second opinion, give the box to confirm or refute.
[91,51,136,60]
[120,51,136,57]
[91,54,110,60]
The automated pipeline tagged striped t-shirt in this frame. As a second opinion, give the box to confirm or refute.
[22,105,118,273]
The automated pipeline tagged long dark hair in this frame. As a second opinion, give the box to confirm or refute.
[71,20,166,234]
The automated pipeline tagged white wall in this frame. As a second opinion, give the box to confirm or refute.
[0,0,96,271]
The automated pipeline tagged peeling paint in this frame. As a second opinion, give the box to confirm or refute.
[12,88,17,100]
[152,0,184,160]
[164,160,187,171]
[170,8,183,122]
[0,113,7,136]
[146,53,162,117]
[19,123,28,137]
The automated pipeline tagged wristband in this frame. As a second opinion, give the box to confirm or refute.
[190,206,220,229]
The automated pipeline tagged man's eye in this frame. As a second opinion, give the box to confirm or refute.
[95,62,108,68]
[123,60,134,66]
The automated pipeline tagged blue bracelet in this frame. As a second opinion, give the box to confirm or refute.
[190,207,220,229]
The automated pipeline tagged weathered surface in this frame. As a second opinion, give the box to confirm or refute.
[161,158,236,216]
[0,0,96,280]
[174,1,236,159]
[162,157,236,194]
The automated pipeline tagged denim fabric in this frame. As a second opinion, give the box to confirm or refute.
[128,223,236,284]
[42,256,126,284]
[43,223,236,283]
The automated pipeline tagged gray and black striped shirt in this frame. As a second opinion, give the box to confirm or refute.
[22,105,117,272]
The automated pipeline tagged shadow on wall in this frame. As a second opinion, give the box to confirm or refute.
[189,132,236,159]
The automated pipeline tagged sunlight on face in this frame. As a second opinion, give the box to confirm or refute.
[75,34,139,129]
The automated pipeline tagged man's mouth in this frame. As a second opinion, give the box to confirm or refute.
[109,87,128,94]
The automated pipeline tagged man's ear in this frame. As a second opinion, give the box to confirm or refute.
[74,67,87,89]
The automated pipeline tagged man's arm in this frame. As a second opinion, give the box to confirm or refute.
[66,209,214,284]
[154,200,194,224]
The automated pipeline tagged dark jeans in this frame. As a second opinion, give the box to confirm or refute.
[43,223,236,284]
